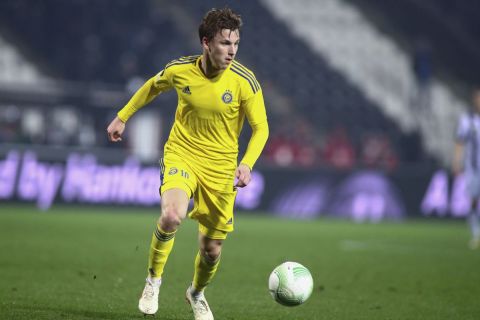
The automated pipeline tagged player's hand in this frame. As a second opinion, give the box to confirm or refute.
[235,163,251,188]
[107,116,125,142]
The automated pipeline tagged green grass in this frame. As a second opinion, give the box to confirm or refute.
[1,204,480,319]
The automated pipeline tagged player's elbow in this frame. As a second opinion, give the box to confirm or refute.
[253,121,269,137]
[259,122,269,144]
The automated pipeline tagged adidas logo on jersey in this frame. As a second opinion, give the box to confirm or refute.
[182,86,191,95]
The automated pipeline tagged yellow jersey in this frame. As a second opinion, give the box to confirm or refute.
[118,55,268,170]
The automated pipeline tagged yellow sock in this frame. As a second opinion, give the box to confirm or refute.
[147,224,176,279]
[192,251,220,292]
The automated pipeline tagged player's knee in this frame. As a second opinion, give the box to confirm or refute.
[159,205,184,231]
[201,242,222,263]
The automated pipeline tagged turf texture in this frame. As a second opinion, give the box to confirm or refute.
[0,204,479,319]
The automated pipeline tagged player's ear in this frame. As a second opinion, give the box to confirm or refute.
[201,36,210,51]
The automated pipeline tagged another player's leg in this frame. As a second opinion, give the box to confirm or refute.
[468,198,480,249]
[186,227,226,320]
[139,188,190,315]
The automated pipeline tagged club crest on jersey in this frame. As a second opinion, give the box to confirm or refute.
[222,90,233,104]
[168,168,178,175]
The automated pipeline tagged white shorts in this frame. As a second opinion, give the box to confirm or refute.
[465,170,480,198]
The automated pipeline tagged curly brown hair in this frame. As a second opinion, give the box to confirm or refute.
[198,7,242,43]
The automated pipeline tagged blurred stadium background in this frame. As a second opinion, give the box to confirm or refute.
[1,0,478,218]
[1,0,480,319]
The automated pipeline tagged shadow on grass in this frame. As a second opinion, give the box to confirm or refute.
[8,304,190,320]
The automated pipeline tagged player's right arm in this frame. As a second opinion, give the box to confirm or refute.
[107,68,174,142]
[107,116,125,142]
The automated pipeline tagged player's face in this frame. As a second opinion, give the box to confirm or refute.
[205,29,240,70]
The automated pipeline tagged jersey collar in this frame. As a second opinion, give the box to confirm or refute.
[196,55,232,80]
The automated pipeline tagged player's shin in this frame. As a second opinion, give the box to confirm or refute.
[148,224,177,280]
[192,251,220,293]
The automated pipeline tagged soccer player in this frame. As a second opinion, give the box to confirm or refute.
[107,7,269,319]
[453,87,480,249]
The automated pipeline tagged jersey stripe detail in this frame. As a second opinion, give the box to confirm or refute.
[170,55,199,62]
[230,66,259,93]
[230,67,257,93]
[232,61,255,77]
[165,56,199,69]
[178,55,201,61]
[232,61,260,91]
[165,60,197,70]
[230,65,259,93]
[166,57,197,66]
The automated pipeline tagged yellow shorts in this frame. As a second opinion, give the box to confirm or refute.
[160,151,237,235]
[198,224,228,240]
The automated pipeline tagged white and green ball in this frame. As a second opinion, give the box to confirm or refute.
[268,261,314,306]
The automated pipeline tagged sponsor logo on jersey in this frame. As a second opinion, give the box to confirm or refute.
[222,90,233,104]
[168,168,178,175]
[226,217,233,225]
[182,86,191,95]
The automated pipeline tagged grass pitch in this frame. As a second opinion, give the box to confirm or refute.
[0,204,479,320]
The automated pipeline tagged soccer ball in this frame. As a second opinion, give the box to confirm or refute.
[268,261,314,306]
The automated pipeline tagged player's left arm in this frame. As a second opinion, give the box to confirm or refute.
[452,141,464,176]
[452,114,468,176]
[236,89,269,187]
